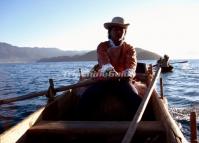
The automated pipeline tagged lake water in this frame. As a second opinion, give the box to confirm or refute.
[0,60,198,140]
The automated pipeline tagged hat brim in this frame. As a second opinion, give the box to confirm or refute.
[104,22,129,29]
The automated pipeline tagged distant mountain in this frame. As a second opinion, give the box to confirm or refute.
[38,50,97,62]
[0,42,161,63]
[135,48,161,60]
[0,42,87,63]
[38,48,161,62]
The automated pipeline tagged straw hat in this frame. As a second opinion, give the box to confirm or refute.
[104,17,130,29]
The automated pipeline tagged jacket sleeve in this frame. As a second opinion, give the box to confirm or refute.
[123,45,137,78]
[97,42,111,67]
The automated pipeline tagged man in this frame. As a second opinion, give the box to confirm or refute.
[76,17,142,120]
[161,54,170,67]
[97,16,137,78]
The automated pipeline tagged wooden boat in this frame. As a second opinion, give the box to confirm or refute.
[0,63,187,143]
[161,65,174,73]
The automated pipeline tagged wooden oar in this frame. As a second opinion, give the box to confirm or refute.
[121,66,162,143]
[170,60,188,64]
[153,60,188,67]
[0,78,98,105]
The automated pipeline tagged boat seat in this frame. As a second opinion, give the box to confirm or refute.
[136,63,147,74]
[28,121,164,136]
[135,63,147,82]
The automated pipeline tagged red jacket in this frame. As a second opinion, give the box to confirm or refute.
[97,41,137,74]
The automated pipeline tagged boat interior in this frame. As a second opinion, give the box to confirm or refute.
[15,63,176,143]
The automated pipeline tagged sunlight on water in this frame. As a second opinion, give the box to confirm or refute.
[170,106,199,121]
[181,63,191,70]
[169,104,199,139]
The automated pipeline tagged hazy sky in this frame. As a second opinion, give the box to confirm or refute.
[0,0,199,59]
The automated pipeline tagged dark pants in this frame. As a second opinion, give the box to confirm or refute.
[75,79,142,120]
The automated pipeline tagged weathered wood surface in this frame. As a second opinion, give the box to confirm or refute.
[0,108,44,143]
[28,121,164,136]
[190,112,198,143]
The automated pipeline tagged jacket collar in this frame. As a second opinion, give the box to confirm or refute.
[108,39,124,48]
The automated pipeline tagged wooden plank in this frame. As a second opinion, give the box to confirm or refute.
[160,77,164,98]
[0,107,44,143]
[0,91,47,105]
[122,66,162,143]
[28,121,164,136]
[190,112,198,143]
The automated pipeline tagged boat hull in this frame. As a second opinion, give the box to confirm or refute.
[0,86,187,143]
[161,65,174,73]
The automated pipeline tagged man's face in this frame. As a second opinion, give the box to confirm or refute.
[110,26,126,42]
